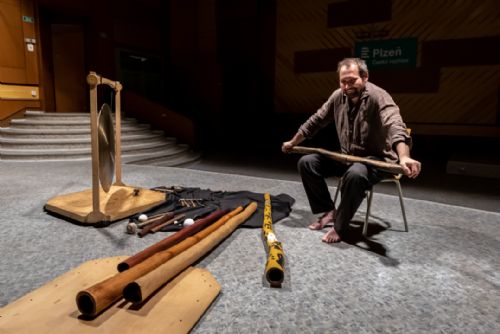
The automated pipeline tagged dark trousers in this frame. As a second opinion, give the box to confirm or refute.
[297,154,386,235]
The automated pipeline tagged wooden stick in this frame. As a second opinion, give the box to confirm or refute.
[290,146,404,175]
[123,202,258,304]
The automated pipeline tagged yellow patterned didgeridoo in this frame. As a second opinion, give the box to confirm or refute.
[262,193,285,287]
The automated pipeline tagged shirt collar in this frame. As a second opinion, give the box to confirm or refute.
[342,83,369,104]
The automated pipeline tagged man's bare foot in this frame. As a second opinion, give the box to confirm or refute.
[308,209,336,230]
[322,227,341,243]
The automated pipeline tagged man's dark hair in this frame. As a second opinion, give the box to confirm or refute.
[337,58,369,78]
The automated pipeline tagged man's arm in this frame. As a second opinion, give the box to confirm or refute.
[282,132,305,153]
[282,90,340,153]
[395,142,421,178]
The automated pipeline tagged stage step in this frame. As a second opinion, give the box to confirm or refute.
[0,110,201,167]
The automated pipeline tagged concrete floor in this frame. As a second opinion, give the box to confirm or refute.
[1,160,498,333]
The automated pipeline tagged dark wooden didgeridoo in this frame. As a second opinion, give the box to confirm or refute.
[117,209,229,272]
[123,202,258,304]
[150,214,185,233]
[75,208,239,317]
[137,212,175,237]
[290,146,404,175]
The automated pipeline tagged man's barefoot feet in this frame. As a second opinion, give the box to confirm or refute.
[308,209,336,230]
[322,227,341,243]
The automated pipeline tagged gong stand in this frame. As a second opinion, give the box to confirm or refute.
[44,72,165,224]
[87,71,123,222]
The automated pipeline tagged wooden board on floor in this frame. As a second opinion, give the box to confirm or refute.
[45,185,166,224]
[0,256,221,334]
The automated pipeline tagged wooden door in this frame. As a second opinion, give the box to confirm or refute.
[51,23,86,113]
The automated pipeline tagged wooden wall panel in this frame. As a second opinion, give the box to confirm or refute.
[21,0,39,84]
[0,0,26,83]
[275,0,500,136]
[0,0,41,123]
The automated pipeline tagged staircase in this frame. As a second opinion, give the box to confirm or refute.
[0,111,201,166]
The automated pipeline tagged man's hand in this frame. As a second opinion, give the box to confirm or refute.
[282,141,295,153]
[282,132,305,153]
[399,156,421,178]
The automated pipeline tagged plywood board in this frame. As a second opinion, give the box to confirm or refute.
[45,185,166,224]
[0,256,221,334]
[0,84,39,100]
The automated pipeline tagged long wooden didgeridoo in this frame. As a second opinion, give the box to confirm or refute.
[290,146,404,175]
[262,193,285,287]
[117,209,230,272]
[76,208,239,317]
[123,202,258,304]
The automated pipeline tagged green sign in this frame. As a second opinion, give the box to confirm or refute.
[355,38,417,69]
[22,16,34,23]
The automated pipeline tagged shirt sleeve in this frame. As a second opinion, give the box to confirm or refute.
[377,91,412,149]
[298,91,337,139]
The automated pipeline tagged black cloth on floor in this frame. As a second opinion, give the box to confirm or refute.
[131,186,295,229]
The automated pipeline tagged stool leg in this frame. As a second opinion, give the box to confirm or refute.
[363,189,373,237]
[394,180,408,232]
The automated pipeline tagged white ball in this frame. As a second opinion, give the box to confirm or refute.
[138,214,148,222]
[183,218,195,226]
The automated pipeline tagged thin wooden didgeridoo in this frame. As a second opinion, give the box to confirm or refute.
[137,212,175,237]
[150,213,185,233]
[262,193,285,287]
[138,213,185,237]
[76,208,240,317]
[289,146,404,175]
[123,202,258,304]
[117,209,230,272]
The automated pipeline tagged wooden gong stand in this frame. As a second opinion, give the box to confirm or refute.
[44,72,165,224]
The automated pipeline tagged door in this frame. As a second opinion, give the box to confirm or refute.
[51,23,86,112]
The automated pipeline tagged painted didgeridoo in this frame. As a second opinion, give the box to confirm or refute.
[76,208,240,317]
[290,146,404,175]
[123,202,258,304]
[117,209,230,272]
[262,193,285,287]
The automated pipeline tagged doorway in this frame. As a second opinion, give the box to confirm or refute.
[51,23,86,113]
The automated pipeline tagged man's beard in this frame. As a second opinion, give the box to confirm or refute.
[345,88,360,99]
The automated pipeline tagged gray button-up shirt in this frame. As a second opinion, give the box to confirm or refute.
[298,81,411,163]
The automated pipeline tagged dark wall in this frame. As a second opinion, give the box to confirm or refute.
[37,0,168,110]
[212,0,277,151]
[35,0,500,160]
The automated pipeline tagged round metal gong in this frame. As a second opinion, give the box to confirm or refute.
[97,103,115,192]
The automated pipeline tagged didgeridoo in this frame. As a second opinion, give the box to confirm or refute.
[290,146,404,175]
[262,193,285,287]
[150,214,185,233]
[137,212,175,237]
[76,208,241,317]
[123,202,258,304]
[117,209,230,272]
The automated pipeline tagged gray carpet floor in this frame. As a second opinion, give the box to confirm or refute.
[0,161,499,333]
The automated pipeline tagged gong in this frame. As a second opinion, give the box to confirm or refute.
[97,103,115,192]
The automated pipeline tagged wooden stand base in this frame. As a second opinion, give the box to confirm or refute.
[45,185,166,224]
[0,256,221,334]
